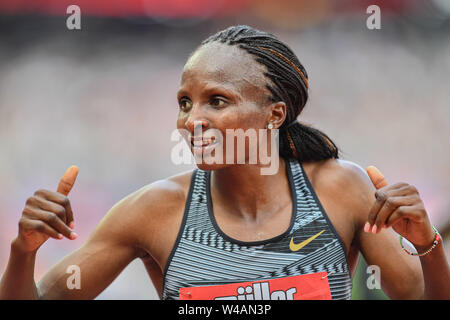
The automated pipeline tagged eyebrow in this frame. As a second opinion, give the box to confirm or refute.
[177,89,189,98]
[177,85,243,102]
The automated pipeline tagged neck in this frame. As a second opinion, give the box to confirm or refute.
[210,157,291,221]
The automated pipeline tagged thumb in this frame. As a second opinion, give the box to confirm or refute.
[57,165,79,196]
[366,165,388,189]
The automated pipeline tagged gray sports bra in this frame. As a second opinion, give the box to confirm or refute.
[162,158,352,300]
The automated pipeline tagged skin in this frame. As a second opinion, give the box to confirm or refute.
[0,42,449,300]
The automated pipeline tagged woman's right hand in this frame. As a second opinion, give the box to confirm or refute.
[13,166,79,253]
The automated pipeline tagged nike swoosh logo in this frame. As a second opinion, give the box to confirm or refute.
[289,230,325,252]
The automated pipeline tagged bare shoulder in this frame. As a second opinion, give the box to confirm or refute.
[120,169,194,218]
[303,158,371,188]
[121,168,194,229]
[302,158,376,229]
[88,169,195,257]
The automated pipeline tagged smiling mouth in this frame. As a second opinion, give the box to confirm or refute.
[191,137,219,153]
[191,137,217,148]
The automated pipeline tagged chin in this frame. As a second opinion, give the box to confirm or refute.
[190,144,233,171]
[194,160,231,171]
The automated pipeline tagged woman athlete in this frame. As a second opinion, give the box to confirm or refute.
[1,25,449,300]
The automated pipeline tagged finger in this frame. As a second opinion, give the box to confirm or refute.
[364,182,419,232]
[366,185,393,230]
[57,165,79,196]
[65,200,75,229]
[374,183,418,198]
[384,205,422,229]
[366,191,386,232]
[19,218,64,240]
[365,185,416,233]
[23,208,75,239]
[33,190,75,228]
[366,165,388,189]
[30,196,67,224]
[373,195,418,233]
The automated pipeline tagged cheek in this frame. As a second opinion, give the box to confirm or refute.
[219,105,265,130]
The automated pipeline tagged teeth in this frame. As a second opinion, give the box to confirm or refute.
[192,138,215,147]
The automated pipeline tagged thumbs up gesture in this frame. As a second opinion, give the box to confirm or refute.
[15,166,79,253]
[364,166,435,250]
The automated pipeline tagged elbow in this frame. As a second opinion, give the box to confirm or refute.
[383,271,425,300]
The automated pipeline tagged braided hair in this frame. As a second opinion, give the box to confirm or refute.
[201,25,339,162]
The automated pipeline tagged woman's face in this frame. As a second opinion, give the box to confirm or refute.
[176,42,279,171]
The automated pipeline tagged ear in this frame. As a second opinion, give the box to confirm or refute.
[267,101,287,129]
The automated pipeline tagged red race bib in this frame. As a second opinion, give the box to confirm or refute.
[179,271,332,300]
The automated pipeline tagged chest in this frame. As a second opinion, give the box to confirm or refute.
[162,169,353,300]
[163,208,353,300]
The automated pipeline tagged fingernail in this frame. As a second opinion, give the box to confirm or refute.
[57,233,63,239]
[69,221,75,229]
[372,225,378,234]
[364,222,371,233]
[70,232,78,240]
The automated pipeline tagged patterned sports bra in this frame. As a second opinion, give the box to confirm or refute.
[162,158,352,300]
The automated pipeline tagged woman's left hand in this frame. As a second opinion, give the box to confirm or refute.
[364,166,435,250]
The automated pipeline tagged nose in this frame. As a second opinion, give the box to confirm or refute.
[184,105,209,133]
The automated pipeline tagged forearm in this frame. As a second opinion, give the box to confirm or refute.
[0,238,40,300]
[415,240,450,300]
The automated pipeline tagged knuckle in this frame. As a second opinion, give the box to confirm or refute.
[385,197,396,208]
[46,212,58,224]
[25,196,35,206]
[34,189,46,196]
[35,221,46,232]
[408,185,418,194]
[22,204,33,215]
[417,206,427,218]
[55,206,66,217]
[395,182,409,189]
[61,196,70,207]
[18,218,27,229]
[375,190,387,202]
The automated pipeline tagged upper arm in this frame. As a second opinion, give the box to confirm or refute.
[338,160,424,299]
[36,181,175,300]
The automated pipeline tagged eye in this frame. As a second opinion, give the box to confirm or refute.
[179,97,192,111]
[210,96,227,108]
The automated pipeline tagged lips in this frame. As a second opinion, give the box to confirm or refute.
[191,137,216,148]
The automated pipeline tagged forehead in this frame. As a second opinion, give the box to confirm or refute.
[181,42,269,95]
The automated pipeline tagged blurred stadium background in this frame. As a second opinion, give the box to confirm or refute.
[0,0,449,299]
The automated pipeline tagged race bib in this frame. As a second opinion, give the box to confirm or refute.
[179,271,332,300]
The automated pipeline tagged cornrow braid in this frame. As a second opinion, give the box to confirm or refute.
[257,46,309,90]
[201,25,339,162]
